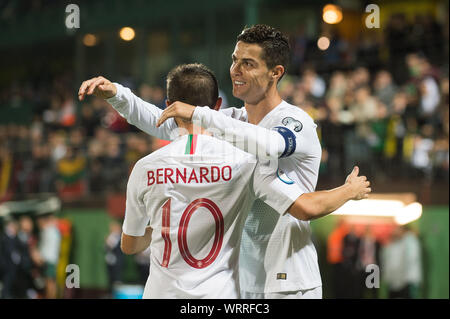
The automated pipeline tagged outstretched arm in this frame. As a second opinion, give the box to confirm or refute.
[157,102,310,160]
[78,76,177,140]
[287,166,371,221]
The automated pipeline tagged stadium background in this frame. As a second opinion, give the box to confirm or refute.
[0,0,448,299]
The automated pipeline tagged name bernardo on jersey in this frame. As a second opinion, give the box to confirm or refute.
[147,165,232,186]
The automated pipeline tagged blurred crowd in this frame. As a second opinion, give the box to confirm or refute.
[280,52,449,184]
[0,79,167,202]
[0,213,149,299]
[1,53,448,203]
[327,221,422,299]
[104,219,150,298]
[1,13,448,204]
[284,12,449,184]
[0,213,61,299]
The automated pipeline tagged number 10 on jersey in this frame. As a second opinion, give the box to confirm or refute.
[161,198,224,269]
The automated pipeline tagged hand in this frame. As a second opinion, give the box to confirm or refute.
[345,166,371,200]
[78,76,117,101]
[156,101,196,127]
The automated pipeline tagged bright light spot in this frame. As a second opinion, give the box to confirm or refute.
[83,34,98,47]
[332,199,423,225]
[333,199,404,217]
[120,27,135,41]
[395,203,423,225]
[317,36,330,51]
[323,4,343,24]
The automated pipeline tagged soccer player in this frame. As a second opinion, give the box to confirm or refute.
[78,25,368,298]
[106,64,369,299]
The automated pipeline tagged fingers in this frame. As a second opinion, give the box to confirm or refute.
[87,77,107,95]
[356,188,371,200]
[78,76,107,101]
[351,166,359,176]
[156,105,175,127]
[362,187,372,199]
[78,79,94,101]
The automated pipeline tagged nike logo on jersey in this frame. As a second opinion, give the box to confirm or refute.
[147,166,232,186]
[277,169,294,184]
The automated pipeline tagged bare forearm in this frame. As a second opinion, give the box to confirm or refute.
[121,226,153,255]
[289,184,353,221]
[288,166,370,221]
[133,226,153,253]
[309,184,354,219]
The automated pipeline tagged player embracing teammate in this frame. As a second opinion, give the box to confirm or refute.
[79,25,371,299]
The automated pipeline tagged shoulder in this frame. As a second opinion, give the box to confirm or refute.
[271,101,317,133]
[145,136,188,160]
[279,102,316,124]
[131,140,181,173]
[268,102,317,142]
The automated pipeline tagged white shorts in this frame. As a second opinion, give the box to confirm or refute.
[241,286,322,299]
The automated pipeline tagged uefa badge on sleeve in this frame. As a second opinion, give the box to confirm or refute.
[281,117,303,132]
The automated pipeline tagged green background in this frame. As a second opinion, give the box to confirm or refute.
[61,206,449,298]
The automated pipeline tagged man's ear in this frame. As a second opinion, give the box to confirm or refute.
[214,97,222,111]
[272,65,285,81]
[165,99,171,107]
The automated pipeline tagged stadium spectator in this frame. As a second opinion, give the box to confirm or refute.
[55,146,87,201]
[0,217,21,298]
[357,226,381,298]
[15,215,39,299]
[341,225,362,298]
[104,220,125,297]
[373,70,397,113]
[35,213,62,299]
[101,134,127,193]
[381,225,423,298]
[326,219,349,298]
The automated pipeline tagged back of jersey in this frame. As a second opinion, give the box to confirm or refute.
[123,134,257,298]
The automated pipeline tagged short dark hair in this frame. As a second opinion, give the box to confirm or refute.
[237,24,290,79]
[166,63,218,109]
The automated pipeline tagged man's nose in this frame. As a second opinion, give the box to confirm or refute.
[230,63,242,76]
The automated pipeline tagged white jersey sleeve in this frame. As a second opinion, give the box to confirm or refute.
[122,160,150,236]
[252,163,303,215]
[269,107,322,161]
[218,107,248,121]
[193,106,286,159]
[106,83,178,141]
[197,102,322,165]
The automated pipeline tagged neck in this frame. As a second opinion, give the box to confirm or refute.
[244,85,282,124]
[176,119,209,136]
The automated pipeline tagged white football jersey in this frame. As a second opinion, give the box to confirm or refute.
[108,84,323,294]
[123,133,303,299]
[223,103,323,293]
